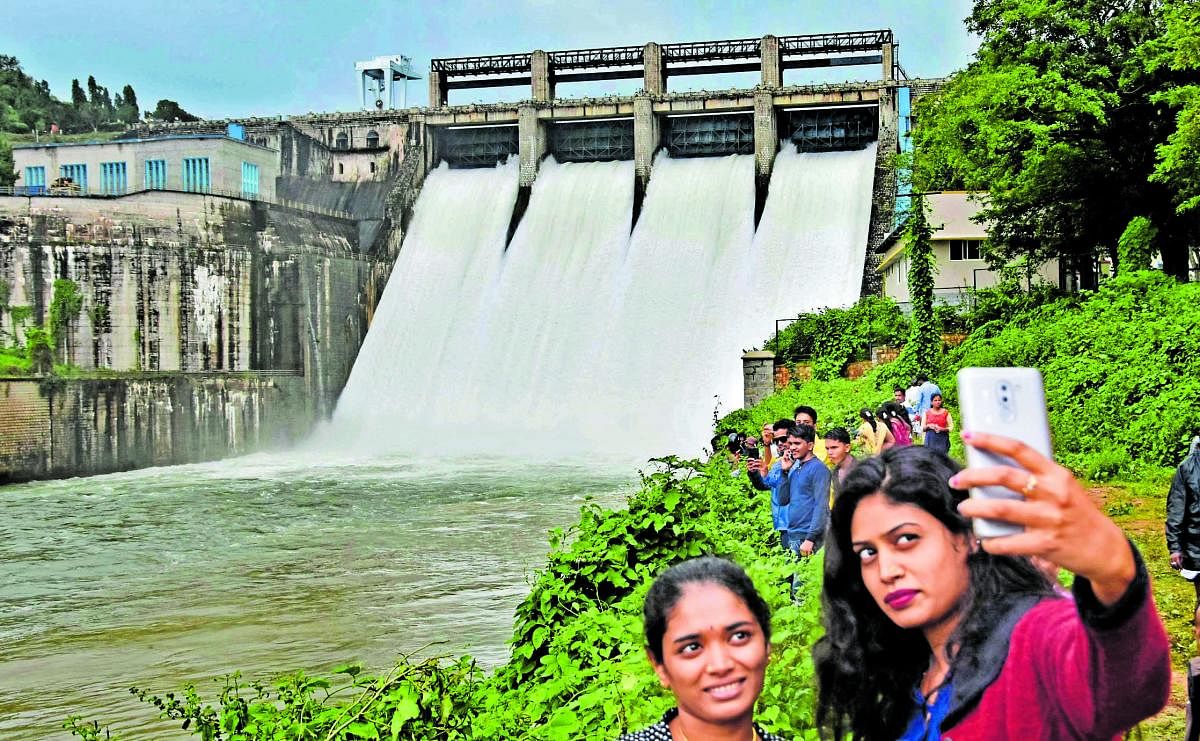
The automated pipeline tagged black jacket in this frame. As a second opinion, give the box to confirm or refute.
[1166,442,1200,568]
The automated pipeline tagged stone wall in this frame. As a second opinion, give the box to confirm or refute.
[0,192,385,420]
[0,374,310,483]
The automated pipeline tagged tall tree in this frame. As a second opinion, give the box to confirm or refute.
[119,84,139,124]
[70,78,86,108]
[912,0,1196,284]
[1147,1,1200,215]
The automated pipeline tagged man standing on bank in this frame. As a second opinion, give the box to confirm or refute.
[767,424,832,557]
[1168,436,1200,606]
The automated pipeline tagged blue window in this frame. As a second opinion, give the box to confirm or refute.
[23,166,46,195]
[100,162,128,195]
[145,159,167,190]
[59,163,88,193]
[182,157,211,193]
[241,162,260,198]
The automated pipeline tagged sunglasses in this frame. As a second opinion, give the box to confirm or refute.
[773,436,789,443]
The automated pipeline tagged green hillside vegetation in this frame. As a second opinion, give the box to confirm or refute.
[1,54,199,186]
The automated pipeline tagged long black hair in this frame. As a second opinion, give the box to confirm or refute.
[643,556,771,664]
[813,445,1051,740]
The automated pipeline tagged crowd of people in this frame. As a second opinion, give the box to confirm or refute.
[620,374,1174,740]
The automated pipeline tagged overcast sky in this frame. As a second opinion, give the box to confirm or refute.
[4,0,978,119]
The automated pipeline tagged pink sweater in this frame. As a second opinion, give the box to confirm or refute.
[942,551,1170,739]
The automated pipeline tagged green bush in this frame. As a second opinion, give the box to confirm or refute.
[765,296,908,380]
[946,271,1200,471]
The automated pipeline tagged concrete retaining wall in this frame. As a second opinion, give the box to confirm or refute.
[0,193,386,432]
[0,374,310,483]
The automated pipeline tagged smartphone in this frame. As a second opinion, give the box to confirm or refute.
[956,367,1053,538]
[743,445,760,460]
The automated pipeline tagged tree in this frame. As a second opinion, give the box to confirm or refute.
[1147,1,1200,215]
[70,78,86,108]
[905,195,939,372]
[0,135,14,187]
[119,84,139,124]
[912,0,1198,284]
[149,99,198,123]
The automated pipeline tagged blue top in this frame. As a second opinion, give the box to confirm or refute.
[756,461,790,531]
[773,456,831,541]
[899,680,954,741]
[917,381,943,414]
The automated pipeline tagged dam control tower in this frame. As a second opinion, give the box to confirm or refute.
[356,55,420,110]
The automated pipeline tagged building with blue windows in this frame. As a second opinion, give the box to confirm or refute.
[10,133,277,201]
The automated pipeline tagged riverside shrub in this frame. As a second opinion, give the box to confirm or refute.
[765,296,908,379]
[945,271,1200,474]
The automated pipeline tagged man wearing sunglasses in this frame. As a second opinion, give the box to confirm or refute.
[747,418,797,549]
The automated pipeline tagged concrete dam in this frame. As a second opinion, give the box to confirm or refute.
[0,29,922,478]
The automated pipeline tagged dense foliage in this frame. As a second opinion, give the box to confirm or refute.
[68,458,826,740]
[911,0,1200,283]
[746,272,1200,480]
[764,296,908,379]
[1,55,144,136]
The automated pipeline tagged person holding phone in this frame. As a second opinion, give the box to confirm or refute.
[813,442,1169,740]
[920,393,953,454]
[618,557,787,741]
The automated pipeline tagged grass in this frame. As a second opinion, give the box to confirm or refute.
[8,129,125,146]
[0,347,31,374]
[1089,470,1193,735]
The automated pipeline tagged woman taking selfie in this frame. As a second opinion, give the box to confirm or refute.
[619,557,786,741]
[814,438,1169,740]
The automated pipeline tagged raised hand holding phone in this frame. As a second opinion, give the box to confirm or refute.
[953,430,1135,605]
[954,367,1134,605]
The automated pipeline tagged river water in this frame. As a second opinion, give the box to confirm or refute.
[0,452,634,739]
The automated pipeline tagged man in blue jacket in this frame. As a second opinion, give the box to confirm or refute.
[768,423,832,557]
[747,419,796,549]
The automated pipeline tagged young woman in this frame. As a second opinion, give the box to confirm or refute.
[855,408,895,455]
[880,402,913,448]
[619,557,786,741]
[920,393,953,454]
[814,441,1170,740]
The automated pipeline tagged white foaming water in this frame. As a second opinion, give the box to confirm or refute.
[324,145,878,458]
[751,143,879,315]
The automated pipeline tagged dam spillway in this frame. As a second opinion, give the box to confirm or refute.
[327,142,877,457]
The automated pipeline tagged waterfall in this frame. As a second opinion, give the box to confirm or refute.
[325,144,878,458]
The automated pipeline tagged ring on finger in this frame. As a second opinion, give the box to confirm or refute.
[1021,474,1038,496]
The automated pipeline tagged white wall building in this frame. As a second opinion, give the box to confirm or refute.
[877,192,1060,307]
[12,134,278,202]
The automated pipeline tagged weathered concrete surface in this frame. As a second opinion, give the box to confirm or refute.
[0,193,385,420]
[0,374,310,483]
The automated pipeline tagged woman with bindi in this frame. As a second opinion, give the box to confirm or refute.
[619,557,786,741]
[813,439,1170,740]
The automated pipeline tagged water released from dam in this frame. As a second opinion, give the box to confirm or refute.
[329,142,878,456]
[1,143,877,739]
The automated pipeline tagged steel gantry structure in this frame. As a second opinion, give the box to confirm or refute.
[427,30,896,105]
